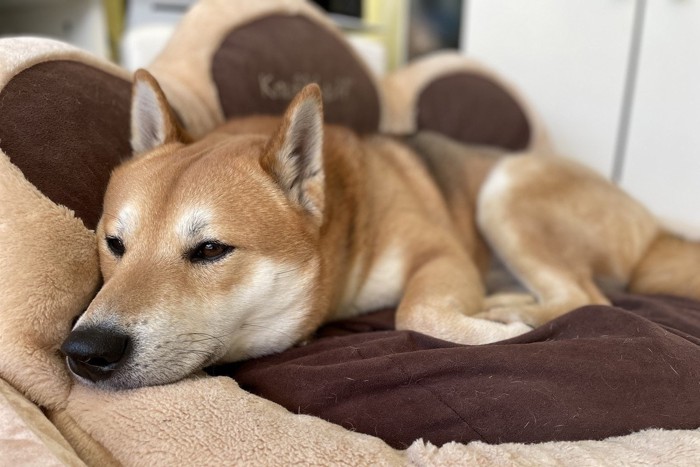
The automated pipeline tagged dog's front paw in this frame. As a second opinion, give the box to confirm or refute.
[476,305,549,327]
[484,292,537,310]
[479,292,544,325]
[476,307,524,323]
[483,320,532,343]
[398,304,533,345]
[438,318,532,345]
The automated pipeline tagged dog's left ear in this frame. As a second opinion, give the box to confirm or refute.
[130,69,190,155]
[262,84,325,223]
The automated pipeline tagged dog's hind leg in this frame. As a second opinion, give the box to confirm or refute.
[477,197,611,326]
[395,248,531,345]
[476,158,612,327]
[477,256,608,326]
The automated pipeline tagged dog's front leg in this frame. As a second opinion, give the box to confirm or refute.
[395,254,531,345]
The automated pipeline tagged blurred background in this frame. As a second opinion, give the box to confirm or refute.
[0,0,698,230]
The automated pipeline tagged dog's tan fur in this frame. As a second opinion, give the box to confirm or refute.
[68,71,700,389]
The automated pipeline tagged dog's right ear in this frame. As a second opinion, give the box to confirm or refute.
[130,69,189,155]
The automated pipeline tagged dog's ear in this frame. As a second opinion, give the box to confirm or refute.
[130,69,189,155]
[262,84,325,223]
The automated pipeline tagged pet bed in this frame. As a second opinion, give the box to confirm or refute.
[0,0,698,465]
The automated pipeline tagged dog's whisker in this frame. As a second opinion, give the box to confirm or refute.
[176,332,226,346]
[169,350,212,357]
[274,265,305,277]
[274,255,318,278]
[100,212,120,222]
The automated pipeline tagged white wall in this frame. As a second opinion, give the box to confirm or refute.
[463,0,637,177]
[619,0,700,234]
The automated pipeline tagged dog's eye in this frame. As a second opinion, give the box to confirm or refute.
[106,236,125,257]
[189,241,233,263]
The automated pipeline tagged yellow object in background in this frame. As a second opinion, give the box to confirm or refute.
[363,0,408,71]
[103,0,125,62]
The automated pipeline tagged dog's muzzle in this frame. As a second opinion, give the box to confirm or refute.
[61,326,131,383]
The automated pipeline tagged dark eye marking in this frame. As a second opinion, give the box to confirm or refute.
[106,236,125,257]
[188,241,234,263]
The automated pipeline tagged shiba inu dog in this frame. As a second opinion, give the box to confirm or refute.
[62,70,700,389]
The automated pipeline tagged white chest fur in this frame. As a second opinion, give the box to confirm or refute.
[345,244,406,317]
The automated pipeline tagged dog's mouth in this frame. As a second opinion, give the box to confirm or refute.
[65,355,123,385]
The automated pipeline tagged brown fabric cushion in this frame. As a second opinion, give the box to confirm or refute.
[211,15,380,134]
[209,294,700,449]
[416,73,531,151]
[0,60,131,229]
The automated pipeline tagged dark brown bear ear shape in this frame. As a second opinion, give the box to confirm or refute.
[381,53,547,153]
[130,69,190,155]
[415,72,531,151]
[210,13,380,134]
[0,59,132,230]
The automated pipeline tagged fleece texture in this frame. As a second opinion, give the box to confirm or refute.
[66,377,404,466]
[0,378,84,467]
[406,428,700,467]
[0,149,99,411]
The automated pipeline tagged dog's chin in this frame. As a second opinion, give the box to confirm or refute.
[66,356,212,391]
[69,368,195,391]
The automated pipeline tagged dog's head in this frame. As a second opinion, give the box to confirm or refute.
[62,70,327,389]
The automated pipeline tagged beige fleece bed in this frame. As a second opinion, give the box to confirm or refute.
[0,0,698,465]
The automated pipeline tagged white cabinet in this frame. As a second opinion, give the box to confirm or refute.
[463,0,637,177]
[463,0,700,231]
[619,0,700,230]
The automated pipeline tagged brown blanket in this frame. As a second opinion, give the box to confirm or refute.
[209,294,700,449]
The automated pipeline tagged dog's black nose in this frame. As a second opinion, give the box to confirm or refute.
[61,327,131,382]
